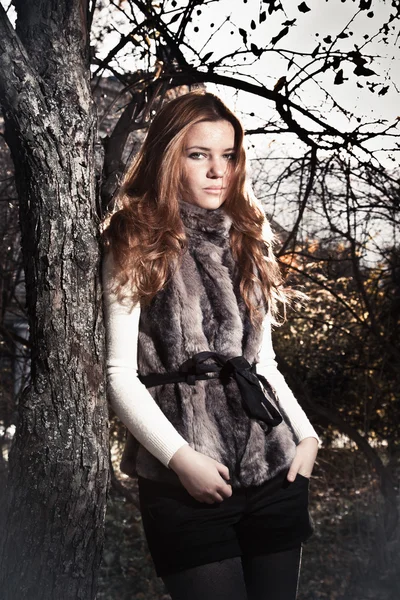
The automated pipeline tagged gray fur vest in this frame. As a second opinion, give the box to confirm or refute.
[120,200,296,487]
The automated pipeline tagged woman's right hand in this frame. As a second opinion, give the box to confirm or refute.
[168,445,232,504]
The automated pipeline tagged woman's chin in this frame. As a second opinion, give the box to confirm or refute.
[184,195,226,210]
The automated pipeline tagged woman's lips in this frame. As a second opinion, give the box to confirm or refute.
[204,188,224,194]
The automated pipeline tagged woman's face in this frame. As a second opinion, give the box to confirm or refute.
[180,119,236,210]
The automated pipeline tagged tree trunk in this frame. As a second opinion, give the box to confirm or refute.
[0,3,109,599]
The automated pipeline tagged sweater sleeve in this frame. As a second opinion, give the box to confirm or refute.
[102,251,189,468]
[256,313,319,444]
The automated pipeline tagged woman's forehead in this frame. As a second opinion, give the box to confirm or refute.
[184,120,235,149]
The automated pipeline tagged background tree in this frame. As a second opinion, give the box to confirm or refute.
[0,2,109,599]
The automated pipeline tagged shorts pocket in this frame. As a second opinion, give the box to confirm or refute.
[138,478,189,533]
[146,496,184,525]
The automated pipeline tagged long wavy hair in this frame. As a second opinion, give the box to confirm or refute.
[101,90,288,325]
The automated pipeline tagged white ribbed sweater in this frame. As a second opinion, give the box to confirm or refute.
[102,252,319,470]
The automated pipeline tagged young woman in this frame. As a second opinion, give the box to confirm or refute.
[101,90,319,600]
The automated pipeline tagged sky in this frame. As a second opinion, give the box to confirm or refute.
[186,0,399,161]
[192,0,399,123]
[2,0,398,254]
[90,0,399,171]
[2,0,397,160]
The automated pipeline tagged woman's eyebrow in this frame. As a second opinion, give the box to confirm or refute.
[186,145,235,151]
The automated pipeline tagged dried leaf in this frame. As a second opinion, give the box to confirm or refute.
[263,0,283,15]
[334,69,345,85]
[271,25,289,45]
[311,43,320,58]
[348,50,367,67]
[239,27,248,44]
[298,2,311,13]
[274,76,287,91]
[169,12,180,24]
[354,65,376,77]
[250,43,262,57]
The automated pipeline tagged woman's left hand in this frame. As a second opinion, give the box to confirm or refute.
[287,437,318,482]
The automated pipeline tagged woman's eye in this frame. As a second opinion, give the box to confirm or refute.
[187,152,235,161]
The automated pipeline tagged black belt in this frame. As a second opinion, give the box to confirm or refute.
[139,351,283,427]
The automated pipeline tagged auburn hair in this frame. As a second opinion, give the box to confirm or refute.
[101,90,288,326]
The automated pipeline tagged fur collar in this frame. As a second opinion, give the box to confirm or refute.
[179,200,232,237]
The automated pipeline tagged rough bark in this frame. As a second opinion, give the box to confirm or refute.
[0,2,109,599]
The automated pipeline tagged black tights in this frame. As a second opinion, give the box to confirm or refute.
[162,546,302,600]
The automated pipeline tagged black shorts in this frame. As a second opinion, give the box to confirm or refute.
[138,469,313,577]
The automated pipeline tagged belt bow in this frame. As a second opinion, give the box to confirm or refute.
[140,351,283,427]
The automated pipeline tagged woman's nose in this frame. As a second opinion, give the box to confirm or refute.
[207,158,226,178]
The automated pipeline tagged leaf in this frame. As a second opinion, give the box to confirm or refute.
[202,52,213,62]
[169,12,180,24]
[359,0,372,9]
[367,11,374,17]
[271,26,289,45]
[332,56,341,70]
[274,76,286,91]
[354,65,376,76]
[378,85,389,96]
[338,32,349,39]
[348,51,367,67]
[323,35,332,43]
[260,11,267,23]
[250,43,262,57]
[239,27,248,44]
[298,2,311,13]
[334,69,345,85]
[282,19,296,26]
[263,0,283,15]
[311,43,320,58]
[251,19,256,30]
